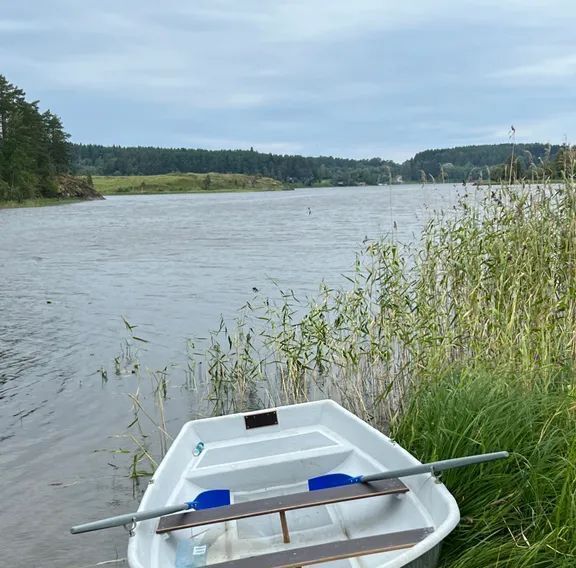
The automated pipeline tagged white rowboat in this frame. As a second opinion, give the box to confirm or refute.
[125,400,463,568]
[71,401,507,566]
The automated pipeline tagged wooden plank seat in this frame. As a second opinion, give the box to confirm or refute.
[157,478,409,535]
[206,527,434,568]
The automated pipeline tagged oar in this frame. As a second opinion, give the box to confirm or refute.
[308,451,509,491]
[70,489,230,534]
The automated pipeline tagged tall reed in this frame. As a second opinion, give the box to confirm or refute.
[201,180,576,422]
[195,178,576,566]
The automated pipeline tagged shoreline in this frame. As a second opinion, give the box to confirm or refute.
[0,197,90,210]
[0,186,295,209]
[92,172,286,196]
[102,186,293,196]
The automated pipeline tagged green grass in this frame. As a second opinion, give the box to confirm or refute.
[392,369,576,566]
[92,172,285,195]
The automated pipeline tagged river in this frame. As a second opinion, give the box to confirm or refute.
[0,185,464,567]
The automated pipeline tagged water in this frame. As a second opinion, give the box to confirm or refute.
[0,185,463,567]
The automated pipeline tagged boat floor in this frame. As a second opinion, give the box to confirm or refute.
[206,527,434,568]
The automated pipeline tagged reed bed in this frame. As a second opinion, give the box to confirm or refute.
[201,181,576,413]
[194,178,576,566]
[118,176,575,565]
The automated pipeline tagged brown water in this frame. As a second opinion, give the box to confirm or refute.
[0,185,464,567]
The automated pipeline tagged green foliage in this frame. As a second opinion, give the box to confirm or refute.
[405,143,561,182]
[393,370,576,567]
[71,142,573,185]
[0,74,70,201]
[70,143,401,185]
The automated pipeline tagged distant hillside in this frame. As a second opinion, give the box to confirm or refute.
[71,142,567,185]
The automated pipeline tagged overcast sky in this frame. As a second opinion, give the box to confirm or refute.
[2,0,576,161]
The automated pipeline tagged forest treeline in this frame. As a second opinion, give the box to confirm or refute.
[1,73,574,204]
[71,142,571,185]
[71,144,399,186]
[0,75,69,201]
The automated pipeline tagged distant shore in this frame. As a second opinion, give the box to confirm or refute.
[0,173,292,209]
[92,172,287,195]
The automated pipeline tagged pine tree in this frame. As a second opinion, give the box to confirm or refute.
[0,75,70,201]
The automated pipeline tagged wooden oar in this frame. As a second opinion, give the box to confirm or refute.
[308,451,509,491]
[70,489,230,534]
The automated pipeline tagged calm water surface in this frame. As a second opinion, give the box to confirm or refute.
[0,185,463,567]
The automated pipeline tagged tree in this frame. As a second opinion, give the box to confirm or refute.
[43,111,70,174]
[67,141,564,185]
[0,74,70,201]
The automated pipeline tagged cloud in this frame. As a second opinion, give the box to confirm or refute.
[493,54,576,80]
[2,0,576,158]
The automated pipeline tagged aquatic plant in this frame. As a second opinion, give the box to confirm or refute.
[200,179,576,420]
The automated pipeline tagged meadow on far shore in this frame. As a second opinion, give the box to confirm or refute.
[92,172,286,195]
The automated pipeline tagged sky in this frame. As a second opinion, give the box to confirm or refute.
[1,0,576,161]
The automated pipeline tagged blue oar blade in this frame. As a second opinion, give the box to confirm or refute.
[191,489,231,510]
[308,473,358,491]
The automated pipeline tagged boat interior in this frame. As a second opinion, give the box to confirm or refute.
[129,402,457,568]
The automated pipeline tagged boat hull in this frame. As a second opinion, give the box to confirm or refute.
[128,400,459,567]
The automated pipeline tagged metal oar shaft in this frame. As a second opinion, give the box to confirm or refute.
[361,451,509,483]
[70,489,230,535]
[70,503,187,534]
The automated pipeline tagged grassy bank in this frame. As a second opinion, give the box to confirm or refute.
[393,368,575,566]
[92,172,285,195]
[121,176,575,565]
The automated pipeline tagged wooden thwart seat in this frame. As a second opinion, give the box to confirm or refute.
[156,479,429,567]
[156,478,409,534]
[202,527,434,568]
